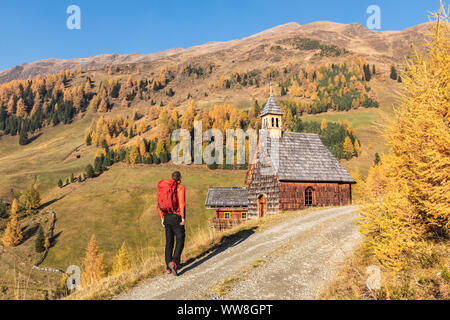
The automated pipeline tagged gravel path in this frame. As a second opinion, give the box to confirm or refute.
[116,206,360,300]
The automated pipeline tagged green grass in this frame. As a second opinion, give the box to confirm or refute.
[302,108,383,129]
[42,164,246,270]
[0,110,97,199]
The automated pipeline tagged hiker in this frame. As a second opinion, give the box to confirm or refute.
[158,171,186,276]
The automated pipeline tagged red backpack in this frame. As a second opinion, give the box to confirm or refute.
[157,179,179,215]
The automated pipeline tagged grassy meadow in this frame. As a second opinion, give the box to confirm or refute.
[42,164,246,269]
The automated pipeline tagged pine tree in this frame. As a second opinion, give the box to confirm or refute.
[85,132,92,146]
[86,164,95,178]
[1,199,23,247]
[19,122,28,146]
[35,225,46,253]
[390,65,398,80]
[374,152,381,165]
[81,235,107,287]
[58,179,63,188]
[112,242,131,274]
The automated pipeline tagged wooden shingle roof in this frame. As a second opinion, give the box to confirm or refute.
[265,132,356,183]
[260,95,284,117]
[205,187,248,208]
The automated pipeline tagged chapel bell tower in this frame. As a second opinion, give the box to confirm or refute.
[260,83,283,139]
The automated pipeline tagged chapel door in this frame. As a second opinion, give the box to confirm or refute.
[258,195,267,218]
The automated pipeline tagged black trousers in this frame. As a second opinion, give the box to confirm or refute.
[164,214,185,268]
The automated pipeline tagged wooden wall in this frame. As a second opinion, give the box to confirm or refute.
[247,160,280,219]
[215,208,248,220]
[278,182,352,211]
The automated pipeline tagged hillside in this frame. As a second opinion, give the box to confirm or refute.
[0,20,426,299]
[0,21,429,87]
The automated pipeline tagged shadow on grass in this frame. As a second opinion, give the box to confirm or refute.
[38,195,66,210]
[27,132,43,144]
[22,223,40,242]
[50,231,62,248]
[178,226,258,276]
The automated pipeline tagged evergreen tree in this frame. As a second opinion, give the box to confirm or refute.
[390,65,398,80]
[19,122,28,146]
[86,164,95,178]
[35,225,46,253]
[58,179,63,188]
[363,64,371,81]
[85,133,92,146]
[374,152,381,165]
[94,156,104,174]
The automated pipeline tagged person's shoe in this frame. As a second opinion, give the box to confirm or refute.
[166,268,172,274]
[168,261,178,276]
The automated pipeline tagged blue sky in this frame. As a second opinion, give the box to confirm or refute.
[0,0,439,71]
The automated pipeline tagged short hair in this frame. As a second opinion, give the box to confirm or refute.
[172,171,182,182]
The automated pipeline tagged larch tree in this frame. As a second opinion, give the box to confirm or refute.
[320,118,328,131]
[1,199,23,247]
[111,242,131,275]
[81,235,107,287]
[283,108,294,130]
[342,136,355,155]
[359,4,450,271]
[23,178,41,214]
[354,139,361,156]
[16,98,27,118]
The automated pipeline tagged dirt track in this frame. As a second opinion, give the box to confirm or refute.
[116,206,361,300]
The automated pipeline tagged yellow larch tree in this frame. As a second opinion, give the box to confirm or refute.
[359,3,449,271]
[342,136,354,155]
[112,242,131,275]
[81,235,107,287]
[16,98,27,118]
[354,139,361,156]
[1,199,23,247]
[320,118,328,131]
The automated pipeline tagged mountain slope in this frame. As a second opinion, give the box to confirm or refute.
[0,21,429,84]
